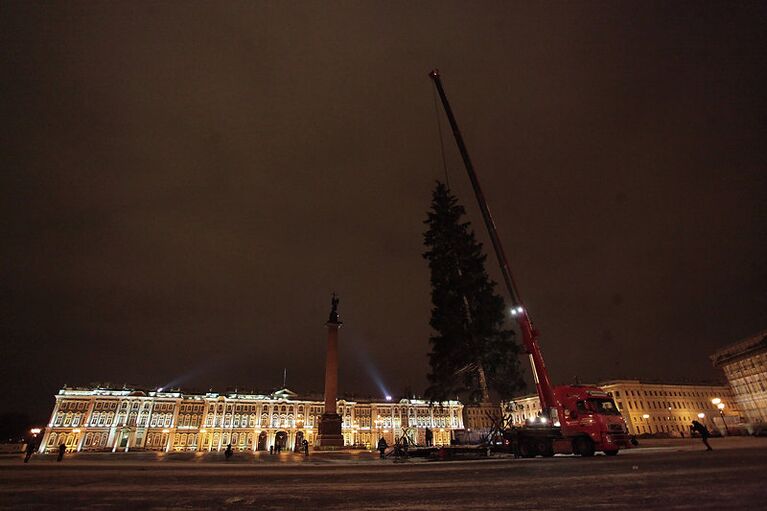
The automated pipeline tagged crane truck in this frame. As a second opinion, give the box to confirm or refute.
[429,70,631,457]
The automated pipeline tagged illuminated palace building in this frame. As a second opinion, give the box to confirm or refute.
[711,329,767,427]
[504,380,740,436]
[38,386,463,453]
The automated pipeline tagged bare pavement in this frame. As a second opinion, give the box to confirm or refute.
[1,437,766,510]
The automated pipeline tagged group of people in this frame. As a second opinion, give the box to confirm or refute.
[376,427,436,459]
[221,439,309,459]
[24,441,65,463]
[376,436,408,459]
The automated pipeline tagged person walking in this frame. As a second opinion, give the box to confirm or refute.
[425,427,433,447]
[24,439,36,463]
[57,443,66,462]
[302,439,309,456]
[224,443,233,460]
[377,437,388,459]
[691,420,713,451]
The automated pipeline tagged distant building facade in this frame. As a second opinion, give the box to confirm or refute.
[38,386,463,453]
[711,329,767,426]
[462,402,502,435]
[503,380,739,436]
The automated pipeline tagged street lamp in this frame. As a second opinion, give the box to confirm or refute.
[717,402,729,435]
[642,414,651,434]
[711,398,728,435]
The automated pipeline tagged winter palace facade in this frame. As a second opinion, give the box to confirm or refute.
[39,385,463,453]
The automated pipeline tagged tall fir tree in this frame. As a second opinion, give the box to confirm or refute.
[423,182,524,404]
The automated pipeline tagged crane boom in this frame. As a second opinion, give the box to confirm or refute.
[429,69,557,413]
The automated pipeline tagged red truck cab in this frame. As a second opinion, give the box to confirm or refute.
[553,385,632,456]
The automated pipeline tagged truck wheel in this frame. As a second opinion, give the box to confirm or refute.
[574,437,595,457]
[604,449,619,456]
[519,439,537,458]
[537,439,554,457]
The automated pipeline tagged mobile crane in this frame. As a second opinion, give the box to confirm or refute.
[429,70,631,457]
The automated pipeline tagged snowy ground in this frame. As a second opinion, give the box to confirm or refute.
[1,437,765,510]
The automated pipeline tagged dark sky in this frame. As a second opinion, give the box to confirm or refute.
[2,2,765,422]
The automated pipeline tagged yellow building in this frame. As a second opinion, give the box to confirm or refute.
[39,385,463,453]
[711,329,767,427]
[503,380,740,437]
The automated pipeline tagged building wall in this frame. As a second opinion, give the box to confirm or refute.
[599,381,737,436]
[463,402,502,431]
[503,380,739,437]
[39,387,463,453]
[711,330,767,425]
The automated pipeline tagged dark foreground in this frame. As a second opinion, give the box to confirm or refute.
[1,437,765,510]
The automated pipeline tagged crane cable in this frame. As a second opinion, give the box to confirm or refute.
[432,85,451,189]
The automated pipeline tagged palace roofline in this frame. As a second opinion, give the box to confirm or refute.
[57,384,461,406]
[506,379,730,402]
[710,329,767,367]
[598,378,728,387]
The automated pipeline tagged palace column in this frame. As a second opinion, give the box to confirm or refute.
[316,293,345,449]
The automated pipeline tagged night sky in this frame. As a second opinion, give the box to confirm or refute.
[2,2,765,423]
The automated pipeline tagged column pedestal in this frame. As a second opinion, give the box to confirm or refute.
[315,413,344,449]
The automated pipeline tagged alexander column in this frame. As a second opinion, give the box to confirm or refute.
[316,293,345,448]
